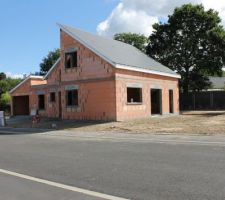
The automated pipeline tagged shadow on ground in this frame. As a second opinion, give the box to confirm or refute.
[181,110,225,117]
[2,110,225,135]
[1,115,111,135]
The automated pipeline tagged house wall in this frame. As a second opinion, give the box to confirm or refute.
[60,80,116,120]
[10,79,31,97]
[45,87,61,118]
[46,61,61,118]
[47,61,61,86]
[43,30,117,120]
[60,30,114,81]
[10,29,180,121]
[115,69,179,121]
[10,78,46,116]
[29,86,48,117]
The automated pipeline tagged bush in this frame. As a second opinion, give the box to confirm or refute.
[0,92,11,113]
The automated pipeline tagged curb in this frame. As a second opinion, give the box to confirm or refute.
[0,127,52,135]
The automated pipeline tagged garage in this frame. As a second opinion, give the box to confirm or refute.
[13,96,29,115]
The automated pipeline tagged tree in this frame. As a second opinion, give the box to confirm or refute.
[114,33,148,52]
[0,92,10,105]
[0,77,22,95]
[0,80,8,95]
[0,77,22,112]
[146,4,225,93]
[0,72,6,80]
[40,49,60,75]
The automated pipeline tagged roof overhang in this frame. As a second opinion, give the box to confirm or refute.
[115,64,181,79]
[44,58,61,80]
[10,75,44,94]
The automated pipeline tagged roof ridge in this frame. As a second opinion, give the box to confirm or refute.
[58,23,134,46]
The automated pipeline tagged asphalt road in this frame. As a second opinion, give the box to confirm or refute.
[0,173,102,200]
[0,132,225,200]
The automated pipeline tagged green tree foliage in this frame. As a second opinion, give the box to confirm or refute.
[0,72,6,80]
[0,74,22,112]
[0,92,10,105]
[114,33,148,52]
[0,80,8,95]
[146,4,225,93]
[40,49,60,75]
[0,77,22,95]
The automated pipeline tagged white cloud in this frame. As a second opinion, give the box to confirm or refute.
[97,2,158,36]
[202,0,225,25]
[97,0,225,37]
[5,72,25,79]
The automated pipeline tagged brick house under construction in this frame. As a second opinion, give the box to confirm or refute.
[10,24,180,121]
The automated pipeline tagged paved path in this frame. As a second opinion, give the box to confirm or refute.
[0,131,225,199]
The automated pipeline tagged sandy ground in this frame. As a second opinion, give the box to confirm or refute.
[6,111,225,135]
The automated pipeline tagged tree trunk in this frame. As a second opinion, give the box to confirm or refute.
[183,69,189,94]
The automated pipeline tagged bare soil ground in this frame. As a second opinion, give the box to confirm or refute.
[6,111,225,135]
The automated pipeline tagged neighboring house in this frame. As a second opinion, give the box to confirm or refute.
[10,24,180,121]
[209,76,225,91]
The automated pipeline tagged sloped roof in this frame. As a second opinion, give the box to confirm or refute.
[209,76,225,89]
[58,24,180,79]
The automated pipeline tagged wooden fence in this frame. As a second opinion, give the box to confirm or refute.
[180,91,225,110]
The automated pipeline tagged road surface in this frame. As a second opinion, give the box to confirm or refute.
[0,132,225,200]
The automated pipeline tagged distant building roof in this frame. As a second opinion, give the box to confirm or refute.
[209,76,225,89]
[58,24,180,79]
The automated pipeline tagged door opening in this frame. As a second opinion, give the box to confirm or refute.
[58,92,62,118]
[169,90,174,113]
[13,95,29,115]
[151,89,162,115]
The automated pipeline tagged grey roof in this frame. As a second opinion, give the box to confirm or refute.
[58,24,179,77]
[209,76,225,89]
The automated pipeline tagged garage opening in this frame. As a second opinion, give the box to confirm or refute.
[151,89,162,115]
[13,96,29,115]
[169,89,174,113]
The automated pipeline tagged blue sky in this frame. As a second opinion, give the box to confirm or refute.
[0,0,119,76]
[1,0,225,77]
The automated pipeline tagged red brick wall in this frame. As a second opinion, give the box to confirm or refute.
[60,30,114,82]
[38,30,117,120]
[47,61,61,86]
[115,69,179,121]
[29,87,48,117]
[46,61,61,118]
[11,79,31,97]
[60,80,116,120]
[11,29,179,121]
[11,78,46,116]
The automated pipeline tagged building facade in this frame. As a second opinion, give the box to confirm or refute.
[10,24,180,121]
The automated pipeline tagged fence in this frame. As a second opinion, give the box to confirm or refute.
[180,91,225,110]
